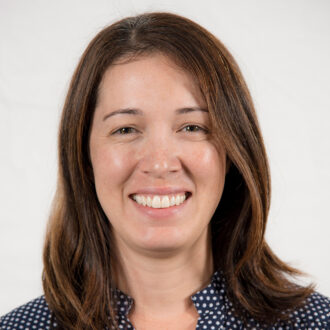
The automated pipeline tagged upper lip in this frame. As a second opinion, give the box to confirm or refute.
[129,187,191,196]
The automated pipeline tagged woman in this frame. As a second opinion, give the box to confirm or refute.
[1,12,329,330]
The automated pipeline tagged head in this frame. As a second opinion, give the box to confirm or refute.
[89,52,227,258]
[43,12,271,328]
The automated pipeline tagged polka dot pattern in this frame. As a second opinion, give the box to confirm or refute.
[1,271,329,329]
[0,296,57,329]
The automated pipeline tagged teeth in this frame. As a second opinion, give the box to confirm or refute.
[170,196,176,206]
[152,196,161,208]
[162,196,170,208]
[132,193,188,208]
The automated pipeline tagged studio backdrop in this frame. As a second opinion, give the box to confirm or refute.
[0,0,329,315]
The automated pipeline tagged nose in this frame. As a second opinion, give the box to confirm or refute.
[137,132,182,178]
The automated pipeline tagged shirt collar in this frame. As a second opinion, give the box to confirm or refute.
[113,270,227,318]
[112,287,134,316]
[191,270,227,320]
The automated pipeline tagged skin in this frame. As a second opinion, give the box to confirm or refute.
[89,53,227,329]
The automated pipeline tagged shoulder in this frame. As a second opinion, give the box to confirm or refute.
[0,295,58,329]
[274,291,330,329]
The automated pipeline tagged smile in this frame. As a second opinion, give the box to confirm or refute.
[131,192,191,209]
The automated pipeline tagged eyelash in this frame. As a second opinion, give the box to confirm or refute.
[112,125,209,136]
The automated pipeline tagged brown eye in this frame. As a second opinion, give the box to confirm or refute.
[112,127,137,135]
[182,125,208,133]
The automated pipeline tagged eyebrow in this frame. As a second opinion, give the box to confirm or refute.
[102,107,209,121]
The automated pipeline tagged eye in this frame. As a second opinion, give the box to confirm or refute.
[111,127,138,135]
[181,125,209,134]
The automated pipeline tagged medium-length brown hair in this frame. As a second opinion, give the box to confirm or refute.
[43,11,314,329]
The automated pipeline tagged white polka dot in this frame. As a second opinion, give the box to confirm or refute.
[1,271,329,329]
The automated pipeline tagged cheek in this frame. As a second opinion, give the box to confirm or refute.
[188,143,226,186]
[91,144,135,190]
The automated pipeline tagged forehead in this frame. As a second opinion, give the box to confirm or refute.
[96,53,205,110]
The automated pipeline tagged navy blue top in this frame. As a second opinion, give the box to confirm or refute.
[1,271,329,329]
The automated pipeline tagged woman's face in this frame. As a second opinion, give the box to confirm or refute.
[89,53,226,255]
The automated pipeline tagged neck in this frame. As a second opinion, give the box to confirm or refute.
[113,229,214,319]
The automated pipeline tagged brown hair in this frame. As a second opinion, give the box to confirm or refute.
[43,11,314,329]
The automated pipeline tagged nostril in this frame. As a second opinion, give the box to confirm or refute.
[138,156,182,176]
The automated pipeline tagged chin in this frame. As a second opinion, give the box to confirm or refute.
[136,229,188,253]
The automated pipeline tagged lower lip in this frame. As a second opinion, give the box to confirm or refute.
[129,194,191,219]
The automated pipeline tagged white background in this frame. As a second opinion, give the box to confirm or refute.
[0,0,329,315]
